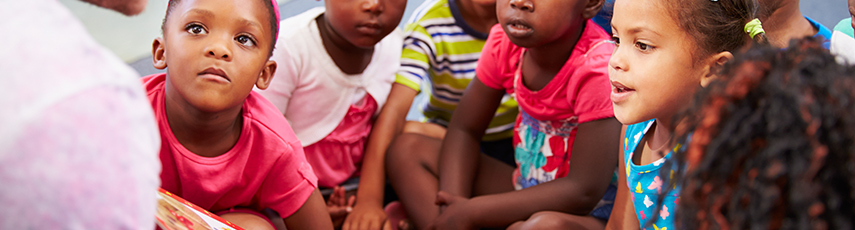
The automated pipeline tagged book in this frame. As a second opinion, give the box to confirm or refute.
[155,188,244,230]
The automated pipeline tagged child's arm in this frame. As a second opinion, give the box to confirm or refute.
[437,78,506,198]
[435,115,622,229]
[283,188,335,230]
[343,83,419,230]
[605,125,640,230]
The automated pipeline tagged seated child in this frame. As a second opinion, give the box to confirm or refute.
[757,0,832,48]
[254,0,405,229]
[603,0,764,229]
[389,0,623,229]
[143,0,332,229]
[830,0,855,63]
[673,38,855,229]
[384,0,521,227]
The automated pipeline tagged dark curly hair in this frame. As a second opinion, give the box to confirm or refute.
[664,38,855,229]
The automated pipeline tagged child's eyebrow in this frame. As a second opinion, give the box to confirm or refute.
[236,18,263,32]
[622,26,662,37]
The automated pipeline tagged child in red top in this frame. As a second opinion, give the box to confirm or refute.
[143,0,332,229]
[385,0,622,229]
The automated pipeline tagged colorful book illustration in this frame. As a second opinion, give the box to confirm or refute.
[155,188,244,230]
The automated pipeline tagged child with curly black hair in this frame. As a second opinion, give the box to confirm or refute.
[671,38,855,229]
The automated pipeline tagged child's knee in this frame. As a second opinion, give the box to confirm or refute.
[387,133,433,162]
[220,212,275,230]
[519,211,569,230]
[402,121,446,139]
[518,211,603,230]
[386,133,441,174]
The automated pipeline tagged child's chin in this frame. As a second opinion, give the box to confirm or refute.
[613,110,640,125]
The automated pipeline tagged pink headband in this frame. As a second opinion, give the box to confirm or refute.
[271,0,279,40]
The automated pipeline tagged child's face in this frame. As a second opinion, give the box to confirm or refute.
[608,0,712,125]
[154,0,276,113]
[323,0,407,48]
[496,0,600,48]
[850,0,854,29]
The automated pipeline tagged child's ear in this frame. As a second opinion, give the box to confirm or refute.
[582,0,606,19]
[152,37,167,70]
[255,60,278,90]
[701,51,733,87]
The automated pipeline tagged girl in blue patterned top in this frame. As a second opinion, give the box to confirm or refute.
[601,0,767,229]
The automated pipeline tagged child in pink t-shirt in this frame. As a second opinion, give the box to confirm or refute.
[386,0,622,229]
[254,0,405,229]
[143,0,333,229]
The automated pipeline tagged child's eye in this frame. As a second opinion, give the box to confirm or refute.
[185,24,207,35]
[635,42,652,51]
[611,36,620,47]
[235,35,257,47]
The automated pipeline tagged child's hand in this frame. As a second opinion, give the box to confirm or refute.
[342,203,387,230]
[327,186,355,227]
[427,191,475,230]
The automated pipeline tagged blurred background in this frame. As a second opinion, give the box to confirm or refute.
[59,0,849,76]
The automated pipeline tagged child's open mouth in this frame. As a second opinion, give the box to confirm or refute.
[610,80,635,103]
[504,19,533,37]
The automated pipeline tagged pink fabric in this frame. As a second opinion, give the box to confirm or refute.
[476,20,615,188]
[142,73,318,218]
[271,0,280,40]
[1,1,161,228]
[303,94,377,188]
[477,20,614,124]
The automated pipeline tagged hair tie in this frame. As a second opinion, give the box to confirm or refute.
[744,18,765,38]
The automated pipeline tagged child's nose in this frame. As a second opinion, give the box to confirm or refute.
[362,0,383,14]
[204,40,232,60]
[609,48,626,72]
[509,0,534,12]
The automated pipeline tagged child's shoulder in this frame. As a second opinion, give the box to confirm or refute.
[406,0,452,25]
[576,20,614,58]
[278,7,325,40]
[243,91,302,148]
[139,73,167,97]
[625,119,655,140]
[834,18,854,38]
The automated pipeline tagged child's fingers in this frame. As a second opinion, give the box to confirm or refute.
[331,186,346,206]
[434,191,455,206]
[347,194,357,208]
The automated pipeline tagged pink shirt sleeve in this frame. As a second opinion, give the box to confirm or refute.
[259,140,318,218]
[566,42,615,124]
[249,92,319,218]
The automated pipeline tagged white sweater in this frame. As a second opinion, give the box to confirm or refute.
[256,7,403,146]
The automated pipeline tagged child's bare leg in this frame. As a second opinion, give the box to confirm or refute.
[221,212,275,230]
[387,119,514,229]
[386,131,443,230]
[507,211,605,230]
[471,153,515,196]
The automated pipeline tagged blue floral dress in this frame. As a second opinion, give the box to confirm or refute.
[625,120,680,230]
